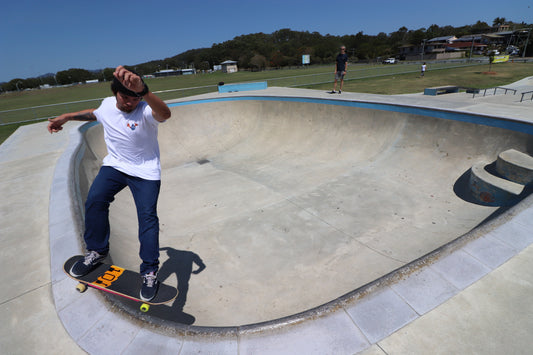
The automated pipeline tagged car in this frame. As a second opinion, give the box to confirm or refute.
[383,58,397,64]
[506,46,519,56]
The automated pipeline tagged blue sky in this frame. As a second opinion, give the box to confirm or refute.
[1,0,531,82]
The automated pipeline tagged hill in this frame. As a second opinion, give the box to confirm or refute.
[2,19,531,91]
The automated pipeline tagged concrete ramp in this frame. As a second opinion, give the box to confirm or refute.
[78,97,532,327]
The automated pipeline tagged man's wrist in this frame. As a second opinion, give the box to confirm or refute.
[136,83,149,97]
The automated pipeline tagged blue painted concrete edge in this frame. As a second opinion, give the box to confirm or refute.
[217,81,268,93]
[168,96,533,135]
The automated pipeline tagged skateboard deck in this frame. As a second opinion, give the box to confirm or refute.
[63,255,177,312]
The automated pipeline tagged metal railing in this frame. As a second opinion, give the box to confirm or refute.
[472,86,517,98]
[520,90,533,102]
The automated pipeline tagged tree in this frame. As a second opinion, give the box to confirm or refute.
[102,68,115,81]
[270,51,286,68]
[493,17,507,26]
[4,78,24,92]
[55,68,94,85]
[250,54,267,71]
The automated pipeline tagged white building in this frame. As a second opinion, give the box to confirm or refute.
[220,60,238,73]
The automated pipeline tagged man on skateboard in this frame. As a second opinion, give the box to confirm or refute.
[48,66,171,301]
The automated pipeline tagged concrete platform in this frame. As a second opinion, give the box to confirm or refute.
[2,77,533,354]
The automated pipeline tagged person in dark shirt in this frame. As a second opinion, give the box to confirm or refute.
[331,46,348,94]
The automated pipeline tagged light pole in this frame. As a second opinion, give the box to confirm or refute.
[421,39,427,61]
[523,28,531,58]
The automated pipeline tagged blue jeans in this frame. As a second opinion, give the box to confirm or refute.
[83,166,161,275]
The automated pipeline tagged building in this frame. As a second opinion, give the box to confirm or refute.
[448,36,488,54]
[220,60,238,73]
[425,36,457,54]
[153,69,196,77]
[398,24,531,60]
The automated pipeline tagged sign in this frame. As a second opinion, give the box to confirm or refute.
[302,54,311,65]
[493,55,509,63]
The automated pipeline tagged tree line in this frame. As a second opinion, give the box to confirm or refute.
[2,18,530,93]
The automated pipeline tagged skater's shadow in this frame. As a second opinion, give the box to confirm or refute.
[138,247,206,325]
[159,246,206,310]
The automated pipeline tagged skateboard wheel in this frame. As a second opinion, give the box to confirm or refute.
[76,283,87,293]
[140,303,150,312]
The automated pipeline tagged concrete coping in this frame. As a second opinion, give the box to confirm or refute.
[497,149,533,184]
[49,92,533,353]
[218,81,268,93]
[470,162,524,199]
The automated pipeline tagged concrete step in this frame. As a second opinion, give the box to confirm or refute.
[469,161,524,206]
[496,149,533,185]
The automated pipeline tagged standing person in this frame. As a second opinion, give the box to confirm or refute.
[421,62,427,77]
[47,65,171,301]
[331,46,348,94]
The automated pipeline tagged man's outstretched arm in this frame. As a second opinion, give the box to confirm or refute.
[47,109,96,134]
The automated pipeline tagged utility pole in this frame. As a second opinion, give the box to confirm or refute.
[469,36,475,61]
[523,28,531,58]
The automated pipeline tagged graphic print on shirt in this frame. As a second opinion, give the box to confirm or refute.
[127,122,139,131]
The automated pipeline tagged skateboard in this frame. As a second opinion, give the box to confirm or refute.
[63,255,177,312]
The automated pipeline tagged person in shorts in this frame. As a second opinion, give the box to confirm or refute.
[421,62,427,77]
[331,46,348,94]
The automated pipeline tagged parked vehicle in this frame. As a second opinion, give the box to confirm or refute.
[506,46,519,56]
[383,58,397,64]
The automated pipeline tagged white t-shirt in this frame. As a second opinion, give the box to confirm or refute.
[94,97,162,180]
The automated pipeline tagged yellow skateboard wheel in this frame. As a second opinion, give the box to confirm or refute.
[76,283,87,293]
[140,303,150,312]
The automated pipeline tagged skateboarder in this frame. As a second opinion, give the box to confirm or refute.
[331,46,348,94]
[48,66,171,301]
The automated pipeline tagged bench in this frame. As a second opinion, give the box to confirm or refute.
[424,86,459,96]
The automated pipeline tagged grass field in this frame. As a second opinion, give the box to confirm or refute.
[315,60,533,94]
[1,60,532,143]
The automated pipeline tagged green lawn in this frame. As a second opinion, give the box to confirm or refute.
[313,61,533,94]
[1,60,532,144]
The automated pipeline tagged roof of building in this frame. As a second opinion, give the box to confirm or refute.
[447,42,487,49]
[427,36,456,42]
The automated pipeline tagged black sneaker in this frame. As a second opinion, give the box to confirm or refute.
[329,90,336,94]
[338,90,342,94]
[70,251,106,277]
[140,272,159,301]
